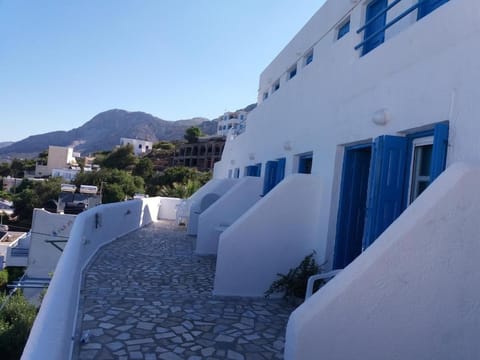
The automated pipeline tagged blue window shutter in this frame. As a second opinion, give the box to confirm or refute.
[255,163,262,177]
[263,161,278,195]
[276,158,286,184]
[363,0,387,55]
[418,0,449,20]
[430,123,449,181]
[363,135,408,249]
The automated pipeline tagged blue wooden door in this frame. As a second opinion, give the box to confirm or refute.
[363,0,387,55]
[275,158,286,184]
[418,0,449,20]
[363,135,408,249]
[263,161,278,195]
[334,145,372,269]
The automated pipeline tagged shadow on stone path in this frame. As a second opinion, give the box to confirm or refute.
[75,220,295,360]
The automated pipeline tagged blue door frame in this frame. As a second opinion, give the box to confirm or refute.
[263,158,286,195]
[334,144,372,269]
[335,123,449,266]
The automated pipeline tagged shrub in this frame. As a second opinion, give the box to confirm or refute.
[265,251,323,302]
[0,292,37,360]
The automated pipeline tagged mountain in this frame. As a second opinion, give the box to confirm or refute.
[0,109,219,159]
[0,142,14,149]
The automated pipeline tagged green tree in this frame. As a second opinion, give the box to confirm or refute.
[100,144,137,170]
[158,179,202,199]
[132,157,154,179]
[0,163,10,177]
[9,159,25,178]
[0,292,37,360]
[184,126,202,144]
[12,178,61,224]
[74,168,144,203]
[153,141,175,150]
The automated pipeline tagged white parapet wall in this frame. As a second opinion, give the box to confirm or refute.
[158,196,183,221]
[22,197,167,360]
[27,209,77,279]
[214,174,324,297]
[285,163,480,360]
[196,176,263,255]
[187,178,238,236]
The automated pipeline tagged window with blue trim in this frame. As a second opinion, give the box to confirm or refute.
[337,19,350,40]
[272,80,280,93]
[298,153,313,174]
[288,64,297,80]
[362,0,387,56]
[234,168,240,178]
[304,49,314,66]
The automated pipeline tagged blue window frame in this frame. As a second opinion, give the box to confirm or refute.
[304,50,314,66]
[272,80,280,93]
[337,19,350,40]
[363,0,387,56]
[298,153,313,174]
[234,168,240,178]
[245,163,261,177]
[263,158,286,195]
[418,0,449,20]
[288,65,297,80]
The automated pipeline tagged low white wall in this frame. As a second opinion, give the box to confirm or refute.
[285,163,480,360]
[26,209,77,279]
[158,197,182,220]
[22,197,163,360]
[196,177,262,255]
[214,174,324,297]
[187,178,238,235]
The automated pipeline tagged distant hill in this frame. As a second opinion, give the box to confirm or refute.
[0,142,14,149]
[0,109,221,159]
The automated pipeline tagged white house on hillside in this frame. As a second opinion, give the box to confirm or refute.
[35,145,78,178]
[120,137,153,155]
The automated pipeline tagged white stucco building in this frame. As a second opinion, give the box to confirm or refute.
[188,0,480,358]
[216,110,248,136]
[119,137,153,155]
[35,145,78,178]
[22,1,480,359]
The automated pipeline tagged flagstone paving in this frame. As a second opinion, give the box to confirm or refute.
[74,220,295,360]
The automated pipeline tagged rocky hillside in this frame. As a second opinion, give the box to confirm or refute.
[0,109,218,159]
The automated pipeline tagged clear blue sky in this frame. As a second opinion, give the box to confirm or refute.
[0,0,325,142]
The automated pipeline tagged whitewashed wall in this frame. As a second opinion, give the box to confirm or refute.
[27,209,77,278]
[214,174,324,297]
[22,197,167,360]
[216,0,478,269]
[187,179,238,235]
[285,163,480,360]
[196,177,262,255]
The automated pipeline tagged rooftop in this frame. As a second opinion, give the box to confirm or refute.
[74,220,293,359]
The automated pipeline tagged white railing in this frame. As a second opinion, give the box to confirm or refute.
[22,196,180,360]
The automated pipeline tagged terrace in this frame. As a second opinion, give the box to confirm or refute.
[23,198,294,360]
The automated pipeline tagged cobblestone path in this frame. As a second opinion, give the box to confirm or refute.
[75,220,295,360]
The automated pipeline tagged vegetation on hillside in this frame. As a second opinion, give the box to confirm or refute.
[0,132,212,229]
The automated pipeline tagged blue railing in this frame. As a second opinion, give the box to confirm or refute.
[355,0,449,53]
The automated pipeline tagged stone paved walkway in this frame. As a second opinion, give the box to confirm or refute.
[75,220,295,360]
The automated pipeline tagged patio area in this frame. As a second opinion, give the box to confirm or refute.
[74,220,295,360]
